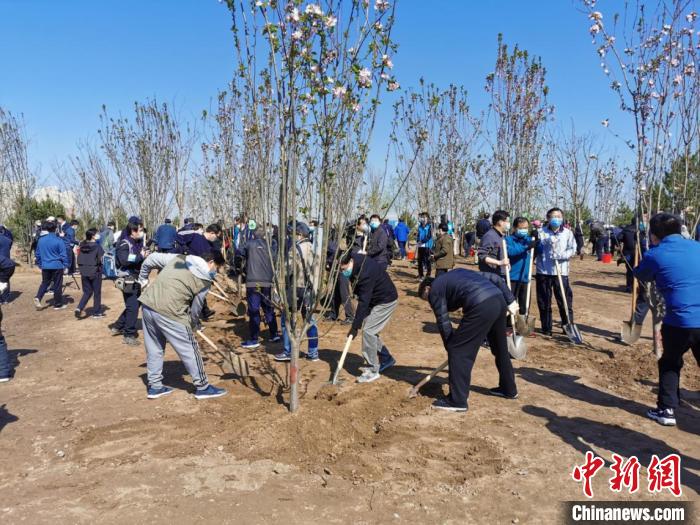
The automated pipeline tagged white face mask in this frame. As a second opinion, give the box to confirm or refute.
[95,234,101,241]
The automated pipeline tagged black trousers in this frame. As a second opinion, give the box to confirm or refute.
[658,324,700,409]
[446,294,516,408]
[511,280,528,315]
[575,234,584,255]
[417,247,431,278]
[634,284,650,325]
[36,269,64,305]
[536,274,574,333]
[77,275,102,312]
[332,273,355,319]
[115,286,141,337]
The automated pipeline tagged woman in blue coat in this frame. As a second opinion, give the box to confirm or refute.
[505,217,537,314]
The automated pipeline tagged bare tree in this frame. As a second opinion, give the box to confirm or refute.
[0,108,36,225]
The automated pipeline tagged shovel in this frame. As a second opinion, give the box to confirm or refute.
[514,248,536,336]
[197,329,251,378]
[554,260,584,344]
[620,240,642,344]
[502,240,527,359]
[408,359,448,398]
[329,335,354,385]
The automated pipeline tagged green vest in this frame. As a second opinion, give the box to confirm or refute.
[139,255,209,327]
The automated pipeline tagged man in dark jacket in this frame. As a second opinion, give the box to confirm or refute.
[0,231,13,303]
[240,226,279,348]
[0,254,16,306]
[34,221,70,310]
[112,220,147,346]
[477,210,510,276]
[154,218,177,253]
[178,217,195,233]
[634,213,700,427]
[367,214,390,271]
[339,253,397,383]
[433,223,454,277]
[419,269,519,412]
[75,228,105,319]
[175,224,211,256]
[617,217,648,293]
[475,213,491,240]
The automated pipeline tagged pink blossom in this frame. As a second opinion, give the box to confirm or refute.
[601,119,609,127]
[374,21,383,31]
[352,102,361,112]
[333,85,347,98]
[288,7,300,22]
[292,30,303,40]
[380,72,390,80]
[589,23,601,36]
[684,63,695,75]
[305,3,323,16]
[670,58,679,67]
[325,15,337,28]
[387,80,400,92]
[375,0,390,11]
[589,11,603,21]
[687,12,698,22]
[358,68,372,87]
[382,54,393,69]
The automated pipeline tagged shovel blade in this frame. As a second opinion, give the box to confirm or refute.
[620,320,642,344]
[564,323,584,345]
[507,335,527,359]
[514,314,527,335]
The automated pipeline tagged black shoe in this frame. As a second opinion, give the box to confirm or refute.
[341,317,354,326]
[74,308,82,319]
[432,397,467,412]
[323,312,338,321]
[488,387,518,400]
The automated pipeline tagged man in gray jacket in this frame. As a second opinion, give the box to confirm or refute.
[240,225,280,348]
[138,251,227,400]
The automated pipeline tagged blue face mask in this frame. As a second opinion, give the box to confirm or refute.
[342,268,353,278]
[209,271,217,280]
[549,218,563,229]
[370,221,380,230]
[516,229,529,238]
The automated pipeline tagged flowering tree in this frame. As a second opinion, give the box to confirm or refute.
[485,34,553,214]
[222,0,398,412]
[391,80,481,224]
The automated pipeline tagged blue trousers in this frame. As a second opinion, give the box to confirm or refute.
[281,291,318,357]
[247,286,278,341]
[115,287,141,337]
[397,241,407,258]
[77,275,102,312]
[36,269,64,305]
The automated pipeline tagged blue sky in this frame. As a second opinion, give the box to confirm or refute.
[0,0,636,183]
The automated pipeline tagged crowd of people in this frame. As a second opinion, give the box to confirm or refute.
[0,208,698,429]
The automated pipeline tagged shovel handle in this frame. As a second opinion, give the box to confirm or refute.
[208,290,231,304]
[212,280,231,300]
[409,359,449,398]
[197,329,218,351]
[331,335,354,384]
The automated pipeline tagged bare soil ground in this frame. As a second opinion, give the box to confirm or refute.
[1,256,698,524]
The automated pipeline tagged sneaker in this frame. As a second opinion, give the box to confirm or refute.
[340,317,355,326]
[74,308,82,319]
[379,355,396,373]
[110,327,123,336]
[241,339,260,349]
[646,407,676,426]
[488,387,519,400]
[323,312,337,321]
[46,290,54,296]
[91,312,106,319]
[147,386,174,399]
[0,376,10,383]
[34,297,42,310]
[432,397,468,412]
[357,369,380,384]
[306,352,320,362]
[273,352,291,362]
[53,304,67,310]
[269,335,281,343]
[194,385,227,400]
[122,336,139,346]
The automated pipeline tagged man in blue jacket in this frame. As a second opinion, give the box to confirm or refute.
[419,269,520,412]
[416,213,434,280]
[634,213,700,427]
[34,221,70,310]
[154,218,177,253]
[394,218,409,259]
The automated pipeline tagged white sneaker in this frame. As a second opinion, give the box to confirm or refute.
[34,297,42,310]
[357,369,380,384]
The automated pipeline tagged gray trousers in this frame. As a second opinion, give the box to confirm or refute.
[362,299,398,372]
[142,306,209,390]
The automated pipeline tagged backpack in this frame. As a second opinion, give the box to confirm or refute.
[102,252,117,279]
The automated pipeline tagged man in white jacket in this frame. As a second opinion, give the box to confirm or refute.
[535,207,577,337]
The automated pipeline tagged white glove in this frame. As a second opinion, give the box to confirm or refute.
[0,282,7,294]
[507,301,519,317]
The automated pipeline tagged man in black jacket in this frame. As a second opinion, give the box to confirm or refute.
[112,220,147,346]
[419,269,520,412]
[477,210,510,276]
[367,214,390,270]
[75,228,105,319]
[339,252,397,383]
[617,217,647,293]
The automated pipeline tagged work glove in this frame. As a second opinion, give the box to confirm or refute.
[63,268,69,275]
[347,327,358,340]
[0,282,7,294]
[507,301,519,317]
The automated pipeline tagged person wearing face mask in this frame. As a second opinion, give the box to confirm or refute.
[416,213,434,281]
[352,216,370,254]
[477,210,510,277]
[137,250,227,400]
[366,214,390,271]
[338,252,397,383]
[75,228,105,319]
[534,207,577,337]
[433,223,454,277]
[112,219,148,346]
[505,217,538,315]
[633,213,700,427]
